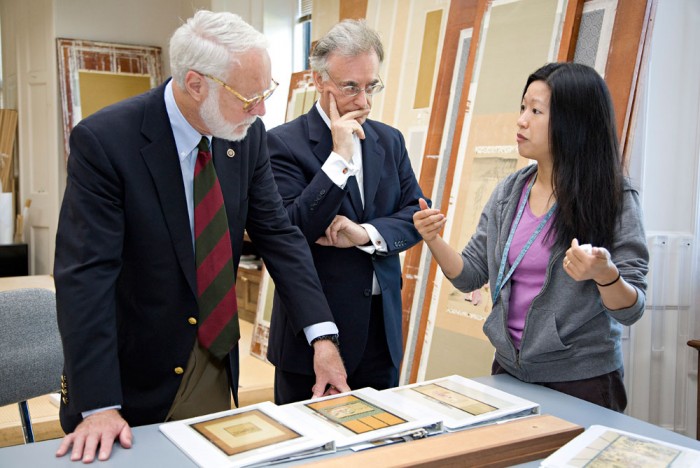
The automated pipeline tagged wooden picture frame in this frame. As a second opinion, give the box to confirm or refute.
[56,38,163,160]
[250,264,274,362]
[285,70,318,122]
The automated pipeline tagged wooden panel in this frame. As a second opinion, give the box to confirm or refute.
[400,0,482,358]
[302,414,583,467]
[603,0,655,160]
[237,268,261,324]
[406,0,583,383]
[558,0,585,61]
[339,0,368,20]
[0,109,18,194]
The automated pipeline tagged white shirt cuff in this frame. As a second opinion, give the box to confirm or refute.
[82,405,121,418]
[304,321,340,345]
[356,223,387,254]
[322,152,360,188]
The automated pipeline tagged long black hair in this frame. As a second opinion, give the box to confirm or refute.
[525,62,623,250]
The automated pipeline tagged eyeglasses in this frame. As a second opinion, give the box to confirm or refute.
[203,73,279,112]
[326,74,385,97]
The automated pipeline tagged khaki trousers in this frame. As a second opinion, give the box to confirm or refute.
[166,340,231,421]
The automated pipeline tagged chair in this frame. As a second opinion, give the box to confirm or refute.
[0,288,63,443]
[689,339,700,440]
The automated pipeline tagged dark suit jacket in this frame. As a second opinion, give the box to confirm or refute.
[266,105,426,376]
[54,82,333,432]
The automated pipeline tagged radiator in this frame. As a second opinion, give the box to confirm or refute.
[623,232,696,437]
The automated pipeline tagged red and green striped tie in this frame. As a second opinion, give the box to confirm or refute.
[194,137,240,359]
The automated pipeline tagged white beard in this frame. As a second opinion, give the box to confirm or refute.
[199,87,257,142]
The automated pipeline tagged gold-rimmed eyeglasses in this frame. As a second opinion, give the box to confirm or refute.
[326,74,385,97]
[203,73,279,112]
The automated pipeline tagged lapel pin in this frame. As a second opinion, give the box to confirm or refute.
[227,148,235,158]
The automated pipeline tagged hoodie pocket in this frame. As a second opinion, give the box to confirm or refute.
[520,307,571,363]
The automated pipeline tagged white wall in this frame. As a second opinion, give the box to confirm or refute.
[54,0,213,79]
[626,0,700,438]
[632,0,700,234]
[259,0,297,130]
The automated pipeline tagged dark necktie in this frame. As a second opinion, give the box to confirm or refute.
[346,175,364,218]
[194,137,240,359]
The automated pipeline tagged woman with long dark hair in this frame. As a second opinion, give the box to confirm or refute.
[414,62,649,411]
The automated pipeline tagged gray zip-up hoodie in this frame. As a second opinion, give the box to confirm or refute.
[449,164,649,383]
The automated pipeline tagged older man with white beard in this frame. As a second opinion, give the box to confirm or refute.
[53,10,347,463]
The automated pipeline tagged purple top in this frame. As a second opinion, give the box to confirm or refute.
[506,177,556,349]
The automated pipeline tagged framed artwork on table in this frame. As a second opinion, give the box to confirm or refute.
[190,409,300,456]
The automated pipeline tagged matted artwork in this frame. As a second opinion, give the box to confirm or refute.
[416,0,572,381]
[191,409,300,456]
[282,387,442,448]
[541,425,700,467]
[160,401,335,467]
[386,374,539,432]
[574,0,618,74]
[411,383,496,415]
[56,38,162,160]
[304,394,407,434]
[365,0,450,173]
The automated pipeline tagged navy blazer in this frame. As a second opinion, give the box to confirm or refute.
[54,82,332,432]
[266,105,426,375]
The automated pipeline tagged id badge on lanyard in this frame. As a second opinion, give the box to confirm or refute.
[492,176,555,304]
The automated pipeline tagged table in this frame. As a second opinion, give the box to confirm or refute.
[0,274,54,292]
[1,374,698,467]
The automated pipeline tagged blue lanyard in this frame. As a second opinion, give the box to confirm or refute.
[492,177,556,304]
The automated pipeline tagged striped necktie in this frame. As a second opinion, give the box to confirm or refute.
[194,137,240,359]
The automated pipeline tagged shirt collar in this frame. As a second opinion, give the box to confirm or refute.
[164,81,211,160]
[315,101,332,128]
